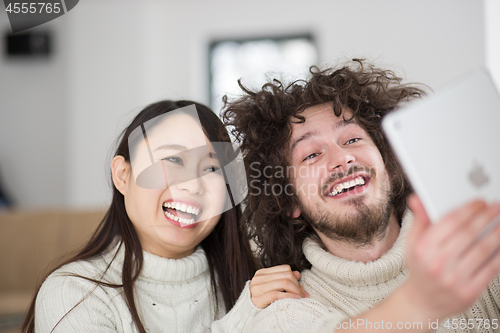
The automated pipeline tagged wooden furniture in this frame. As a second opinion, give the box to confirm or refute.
[0,209,105,332]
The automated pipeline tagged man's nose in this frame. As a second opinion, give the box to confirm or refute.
[326,144,355,173]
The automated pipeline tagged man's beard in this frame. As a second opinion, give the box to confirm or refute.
[299,175,393,247]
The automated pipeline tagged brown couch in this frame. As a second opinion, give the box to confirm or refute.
[0,209,105,332]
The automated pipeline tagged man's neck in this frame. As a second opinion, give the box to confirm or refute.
[316,213,401,263]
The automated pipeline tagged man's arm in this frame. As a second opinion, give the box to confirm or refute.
[245,197,500,333]
[336,196,500,332]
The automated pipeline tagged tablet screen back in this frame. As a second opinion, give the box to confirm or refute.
[382,69,500,222]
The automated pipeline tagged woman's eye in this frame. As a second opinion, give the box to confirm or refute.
[303,153,320,161]
[164,156,183,165]
[345,138,360,145]
[204,165,221,173]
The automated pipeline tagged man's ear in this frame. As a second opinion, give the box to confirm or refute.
[291,206,302,219]
[111,156,130,195]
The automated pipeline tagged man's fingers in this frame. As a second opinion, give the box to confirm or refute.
[407,195,428,222]
[469,243,500,298]
[406,195,431,251]
[416,200,488,263]
[430,204,500,274]
[457,207,500,279]
[438,200,487,238]
[460,204,500,253]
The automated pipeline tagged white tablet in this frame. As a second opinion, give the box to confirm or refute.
[382,69,500,222]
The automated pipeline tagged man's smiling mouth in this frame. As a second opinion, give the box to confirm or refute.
[326,175,369,197]
[162,201,202,225]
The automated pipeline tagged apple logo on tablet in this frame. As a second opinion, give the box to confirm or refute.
[469,163,489,188]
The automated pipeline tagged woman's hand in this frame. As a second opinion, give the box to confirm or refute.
[249,264,309,309]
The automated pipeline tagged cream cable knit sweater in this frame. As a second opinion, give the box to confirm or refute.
[34,242,260,332]
[248,212,500,332]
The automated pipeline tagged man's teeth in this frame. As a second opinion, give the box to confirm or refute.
[162,202,200,215]
[163,210,196,225]
[328,176,365,196]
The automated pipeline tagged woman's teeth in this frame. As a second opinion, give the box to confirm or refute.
[328,176,366,197]
[162,201,200,225]
[163,202,200,215]
[164,210,195,225]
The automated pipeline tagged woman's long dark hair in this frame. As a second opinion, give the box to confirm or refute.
[22,100,257,333]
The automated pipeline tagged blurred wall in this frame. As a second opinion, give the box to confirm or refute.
[0,15,68,208]
[0,0,488,209]
[486,0,500,87]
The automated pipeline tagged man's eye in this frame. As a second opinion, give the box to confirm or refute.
[164,156,183,166]
[345,138,360,145]
[303,153,320,161]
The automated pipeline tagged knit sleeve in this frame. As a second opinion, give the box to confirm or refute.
[34,271,123,333]
[244,297,347,333]
[208,280,261,333]
[488,274,500,309]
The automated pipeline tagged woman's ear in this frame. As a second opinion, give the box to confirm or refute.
[112,156,130,195]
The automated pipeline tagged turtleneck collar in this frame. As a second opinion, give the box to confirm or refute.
[102,241,209,284]
[303,211,413,288]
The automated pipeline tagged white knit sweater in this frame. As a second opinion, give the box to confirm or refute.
[248,212,500,332]
[34,243,260,332]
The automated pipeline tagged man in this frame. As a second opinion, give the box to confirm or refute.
[222,59,500,332]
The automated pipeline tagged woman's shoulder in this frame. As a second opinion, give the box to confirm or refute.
[46,241,124,282]
[37,242,125,306]
[49,250,119,279]
[38,256,119,304]
[35,252,128,332]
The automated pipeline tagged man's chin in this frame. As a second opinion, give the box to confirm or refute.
[305,200,393,245]
[325,196,369,212]
[325,190,369,203]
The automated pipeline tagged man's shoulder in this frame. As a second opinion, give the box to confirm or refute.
[247,297,346,333]
[259,297,341,323]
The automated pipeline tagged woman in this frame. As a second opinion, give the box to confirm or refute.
[23,100,306,333]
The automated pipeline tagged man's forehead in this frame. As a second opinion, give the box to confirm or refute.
[294,103,355,125]
[290,104,356,149]
[299,102,336,117]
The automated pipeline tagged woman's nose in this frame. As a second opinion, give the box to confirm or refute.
[176,175,204,195]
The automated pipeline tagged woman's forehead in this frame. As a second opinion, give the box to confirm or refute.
[129,109,208,178]
[147,112,207,149]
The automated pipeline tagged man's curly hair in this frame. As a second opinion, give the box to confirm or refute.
[222,59,426,271]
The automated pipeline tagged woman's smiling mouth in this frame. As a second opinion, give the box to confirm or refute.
[162,200,203,227]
